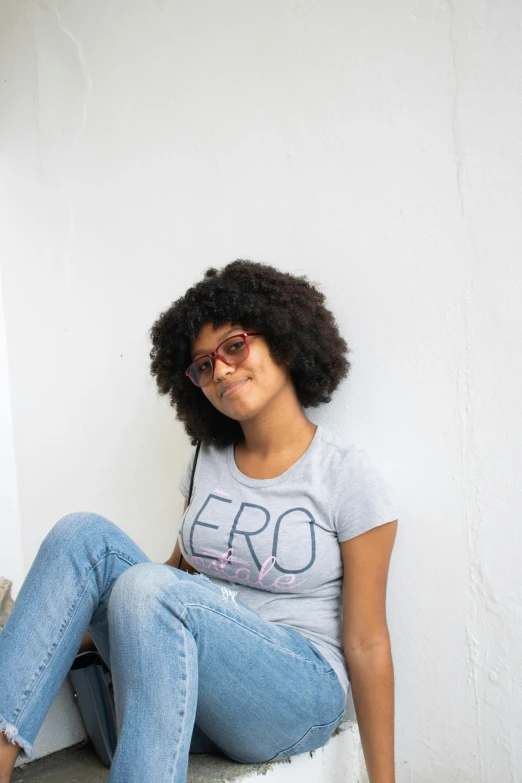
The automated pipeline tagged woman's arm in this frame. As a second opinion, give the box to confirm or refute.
[340,519,398,783]
[165,498,188,568]
[165,538,199,574]
[164,498,188,566]
[164,499,199,575]
[78,631,96,653]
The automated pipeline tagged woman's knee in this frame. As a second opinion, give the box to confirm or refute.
[108,562,171,613]
[108,562,195,621]
[40,512,117,554]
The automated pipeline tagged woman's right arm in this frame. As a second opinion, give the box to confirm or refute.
[164,499,199,575]
[164,498,189,567]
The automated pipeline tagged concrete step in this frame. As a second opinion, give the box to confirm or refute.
[12,716,368,783]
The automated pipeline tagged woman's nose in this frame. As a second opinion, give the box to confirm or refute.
[212,356,235,381]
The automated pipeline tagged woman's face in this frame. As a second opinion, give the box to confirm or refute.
[189,321,292,421]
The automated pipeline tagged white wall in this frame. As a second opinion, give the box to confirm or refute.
[0,270,25,595]
[1,261,87,766]
[1,1,521,780]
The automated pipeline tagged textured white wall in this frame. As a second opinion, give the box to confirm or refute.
[1,1,521,779]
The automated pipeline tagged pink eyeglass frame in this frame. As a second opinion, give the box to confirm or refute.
[185,332,262,388]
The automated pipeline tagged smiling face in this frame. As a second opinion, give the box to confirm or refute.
[189,321,293,422]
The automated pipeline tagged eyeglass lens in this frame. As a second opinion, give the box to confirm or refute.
[189,335,249,386]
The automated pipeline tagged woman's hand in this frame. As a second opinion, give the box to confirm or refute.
[78,631,96,653]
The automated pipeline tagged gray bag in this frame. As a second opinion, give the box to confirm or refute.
[69,650,117,766]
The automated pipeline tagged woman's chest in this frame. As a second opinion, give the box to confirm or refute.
[179,482,342,593]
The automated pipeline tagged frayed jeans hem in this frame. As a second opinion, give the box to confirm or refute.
[0,714,34,761]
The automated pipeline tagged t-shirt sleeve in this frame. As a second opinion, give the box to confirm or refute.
[178,448,197,499]
[333,446,399,542]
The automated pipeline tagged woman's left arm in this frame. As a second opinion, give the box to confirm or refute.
[340,520,398,783]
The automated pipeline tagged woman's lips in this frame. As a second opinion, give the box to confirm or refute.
[221,378,249,397]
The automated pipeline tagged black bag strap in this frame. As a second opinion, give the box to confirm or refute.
[176,441,201,569]
[187,440,201,504]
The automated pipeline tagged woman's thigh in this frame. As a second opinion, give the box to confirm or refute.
[171,570,346,764]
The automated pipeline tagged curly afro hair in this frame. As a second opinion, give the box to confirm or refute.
[149,259,351,447]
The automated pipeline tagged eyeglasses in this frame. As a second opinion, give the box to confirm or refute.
[185,332,262,388]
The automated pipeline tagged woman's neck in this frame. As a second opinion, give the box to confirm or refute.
[234,412,317,480]
[238,407,317,460]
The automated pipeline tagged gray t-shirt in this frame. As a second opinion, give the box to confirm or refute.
[177,424,399,704]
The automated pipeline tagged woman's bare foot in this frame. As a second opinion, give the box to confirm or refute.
[0,731,22,783]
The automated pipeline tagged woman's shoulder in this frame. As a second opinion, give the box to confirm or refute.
[313,424,358,470]
[314,425,394,492]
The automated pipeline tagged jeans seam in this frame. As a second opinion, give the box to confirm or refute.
[267,708,346,762]
[180,602,331,671]
[169,623,190,783]
[14,550,140,727]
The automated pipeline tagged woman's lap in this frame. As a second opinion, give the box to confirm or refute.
[0,513,344,770]
[105,562,345,764]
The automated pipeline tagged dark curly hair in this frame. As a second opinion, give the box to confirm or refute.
[149,259,351,447]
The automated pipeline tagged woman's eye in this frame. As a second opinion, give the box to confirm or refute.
[229,340,246,352]
[197,359,211,372]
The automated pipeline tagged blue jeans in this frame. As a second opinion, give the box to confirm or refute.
[0,513,346,782]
